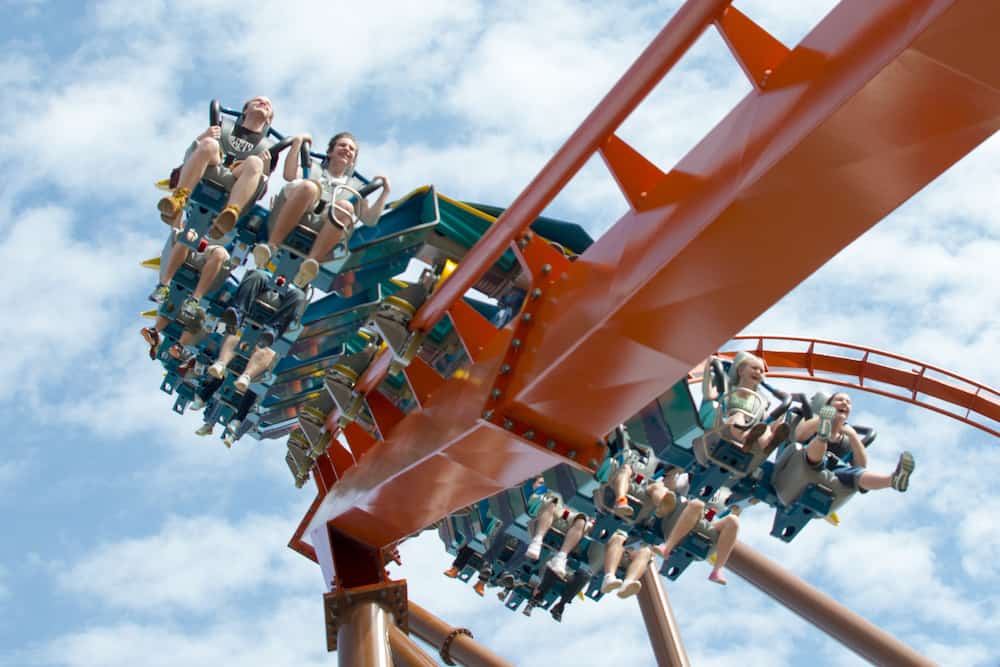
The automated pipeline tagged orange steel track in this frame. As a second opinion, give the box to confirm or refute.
[298,0,1000,551]
[713,336,1000,439]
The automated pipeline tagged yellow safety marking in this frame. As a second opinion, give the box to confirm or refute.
[140,256,161,270]
[140,309,159,320]
[155,178,172,191]
[824,512,840,526]
[436,259,457,288]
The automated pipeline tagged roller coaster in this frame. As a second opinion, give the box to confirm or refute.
[141,1,1000,665]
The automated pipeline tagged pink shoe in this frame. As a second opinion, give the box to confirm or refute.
[708,568,727,586]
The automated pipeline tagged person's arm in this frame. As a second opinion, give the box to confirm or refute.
[701,356,720,401]
[842,424,868,468]
[358,175,392,226]
[283,133,312,182]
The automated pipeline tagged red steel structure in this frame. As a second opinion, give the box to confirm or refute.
[297,1,1000,664]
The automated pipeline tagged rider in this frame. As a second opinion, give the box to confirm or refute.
[251,131,391,287]
[206,268,306,393]
[704,352,790,454]
[795,391,915,493]
[156,96,275,236]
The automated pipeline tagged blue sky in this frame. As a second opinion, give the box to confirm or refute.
[1,1,998,665]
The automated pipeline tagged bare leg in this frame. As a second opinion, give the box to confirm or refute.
[857,471,891,491]
[646,480,677,517]
[243,345,276,381]
[532,501,557,542]
[713,515,739,569]
[601,532,627,593]
[215,335,240,369]
[618,546,653,597]
[708,514,739,585]
[226,155,265,211]
[161,244,191,285]
[559,515,587,555]
[177,137,221,192]
[307,199,353,261]
[657,499,705,556]
[268,180,321,248]
[154,315,170,333]
[191,247,229,300]
[806,436,830,466]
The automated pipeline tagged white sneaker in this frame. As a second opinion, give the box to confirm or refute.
[600,573,622,594]
[234,373,251,393]
[189,396,205,411]
[525,538,543,561]
[293,258,319,288]
[252,243,273,268]
[547,552,568,578]
[194,423,214,437]
[208,362,226,379]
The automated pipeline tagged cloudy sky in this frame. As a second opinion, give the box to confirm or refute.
[1,0,997,665]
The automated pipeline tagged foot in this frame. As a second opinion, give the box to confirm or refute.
[221,307,242,335]
[293,257,320,288]
[546,551,569,579]
[209,204,240,239]
[613,496,634,518]
[148,284,170,304]
[473,580,486,597]
[140,327,160,359]
[600,573,622,594]
[189,395,205,411]
[180,296,203,320]
[654,543,673,559]
[655,491,677,518]
[252,243,273,268]
[208,362,226,379]
[443,566,460,579]
[525,538,543,561]
[194,423,214,437]
[157,188,190,225]
[890,451,915,492]
[234,373,251,393]
[549,602,564,622]
[708,568,728,585]
[617,579,642,598]
[818,405,836,440]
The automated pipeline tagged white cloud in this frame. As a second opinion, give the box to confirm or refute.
[57,511,318,615]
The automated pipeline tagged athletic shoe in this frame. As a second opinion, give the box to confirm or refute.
[617,579,642,598]
[525,538,543,561]
[148,284,170,304]
[890,451,915,492]
[293,258,319,288]
[252,243,273,268]
[194,423,214,437]
[209,204,240,239]
[546,552,569,579]
[600,573,622,594]
[234,373,251,393]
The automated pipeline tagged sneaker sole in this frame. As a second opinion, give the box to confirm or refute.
[141,329,158,347]
[252,245,272,268]
[158,197,181,224]
[893,451,915,492]
[293,260,319,287]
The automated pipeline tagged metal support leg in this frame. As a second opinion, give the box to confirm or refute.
[336,600,394,667]
[636,568,691,667]
[408,601,515,667]
[728,542,935,667]
[388,624,438,667]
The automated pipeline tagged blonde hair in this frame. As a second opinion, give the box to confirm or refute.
[727,351,764,387]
